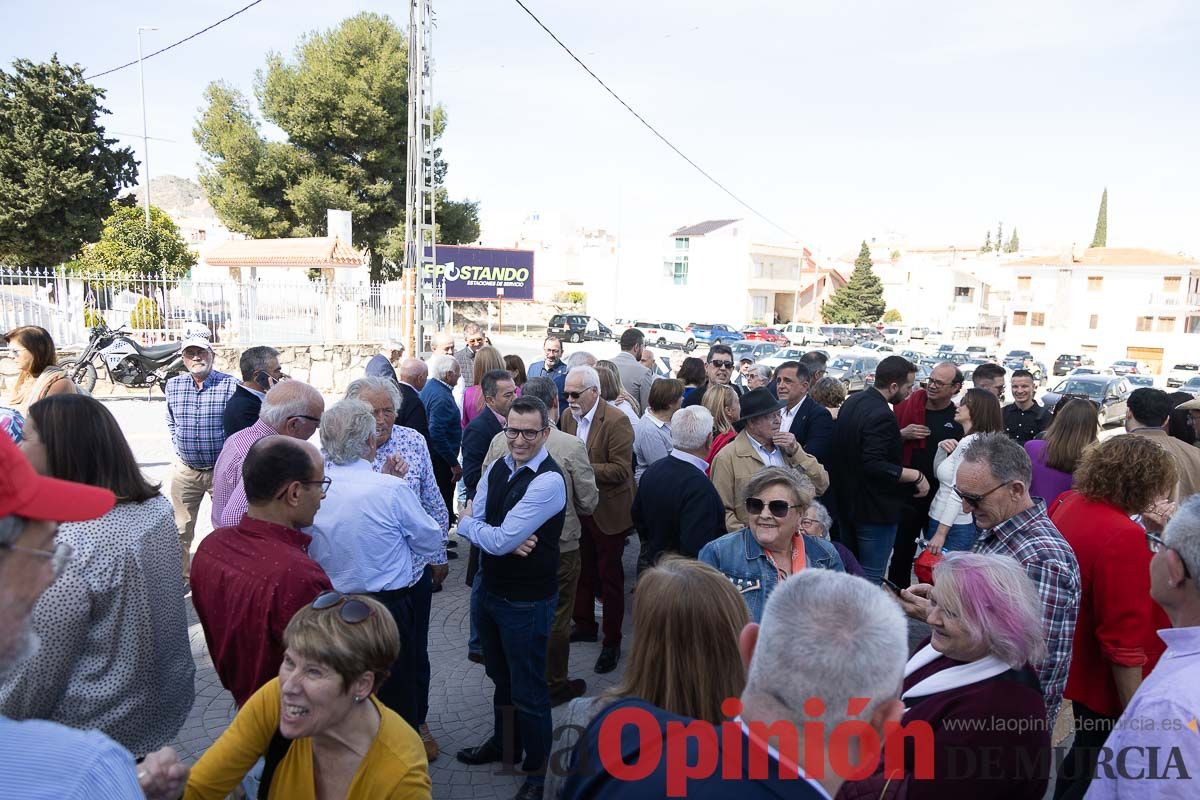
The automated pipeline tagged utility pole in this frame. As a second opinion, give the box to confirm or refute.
[402,0,439,354]
[137,26,158,228]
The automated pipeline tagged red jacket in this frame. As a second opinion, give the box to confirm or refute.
[1049,491,1168,718]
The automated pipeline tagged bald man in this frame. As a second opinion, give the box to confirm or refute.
[211,380,326,528]
[432,331,455,357]
[397,357,431,440]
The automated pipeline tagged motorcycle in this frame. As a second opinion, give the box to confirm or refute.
[61,323,185,393]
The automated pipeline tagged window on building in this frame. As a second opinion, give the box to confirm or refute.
[1164,276,1182,293]
[1030,312,1045,327]
[1012,311,1028,326]
[752,262,763,279]
[1187,316,1200,334]
[752,295,768,319]
[675,237,689,250]
[1080,344,1097,353]
[1136,316,1154,332]
[1089,314,1099,330]
[671,257,689,286]
[953,286,973,303]
[1157,316,1177,332]
[1087,276,1104,292]
[1017,276,1031,291]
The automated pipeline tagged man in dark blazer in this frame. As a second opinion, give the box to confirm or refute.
[631,405,725,564]
[774,360,833,469]
[389,358,431,441]
[829,355,929,585]
[561,364,635,674]
[461,369,518,587]
[419,354,462,530]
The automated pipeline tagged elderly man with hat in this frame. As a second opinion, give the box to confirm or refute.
[0,434,189,799]
[710,387,829,532]
[164,325,238,578]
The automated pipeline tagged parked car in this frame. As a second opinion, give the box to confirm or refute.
[826,355,880,393]
[1180,376,1200,398]
[908,327,929,340]
[1126,375,1156,388]
[1065,366,1113,377]
[1052,353,1095,376]
[1004,349,1033,361]
[936,344,955,354]
[1168,363,1200,388]
[851,341,895,356]
[1110,359,1153,376]
[946,352,973,365]
[1003,357,1047,382]
[633,320,696,352]
[731,341,781,363]
[688,323,744,345]
[756,346,809,371]
[881,326,904,344]
[781,322,827,347]
[965,345,995,362]
[1042,375,1132,427]
[741,327,790,346]
[820,326,856,347]
[547,314,613,343]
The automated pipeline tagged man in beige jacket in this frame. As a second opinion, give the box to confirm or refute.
[483,376,599,706]
[711,387,830,532]
[1127,389,1200,501]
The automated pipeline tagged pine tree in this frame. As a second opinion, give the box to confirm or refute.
[821,241,886,324]
[997,222,1004,253]
[981,231,992,252]
[1090,188,1108,248]
[1006,228,1020,253]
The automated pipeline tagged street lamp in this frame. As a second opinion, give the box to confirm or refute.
[137,26,158,228]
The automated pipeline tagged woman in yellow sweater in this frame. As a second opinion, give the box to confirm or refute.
[185,592,431,800]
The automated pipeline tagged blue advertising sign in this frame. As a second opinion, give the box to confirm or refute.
[424,245,535,301]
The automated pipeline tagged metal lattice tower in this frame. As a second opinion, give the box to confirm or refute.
[403,0,440,354]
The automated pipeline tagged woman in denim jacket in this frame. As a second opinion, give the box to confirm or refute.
[699,466,844,622]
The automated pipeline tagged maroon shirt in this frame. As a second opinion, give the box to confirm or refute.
[190,516,332,707]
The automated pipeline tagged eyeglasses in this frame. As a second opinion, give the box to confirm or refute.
[504,426,549,441]
[798,517,820,531]
[565,388,595,399]
[953,481,1010,509]
[1146,532,1192,578]
[279,477,332,500]
[0,539,74,577]
[926,378,961,390]
[709,360,734,370]
[312,591,373,623]
[290,414,322,424]
[746,498,801,518]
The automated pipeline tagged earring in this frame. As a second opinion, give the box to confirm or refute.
[353,695,364,703]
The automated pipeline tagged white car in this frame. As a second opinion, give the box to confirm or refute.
[1181,376,1200,398]
[780,322,827,347]
[1167,363,1199,388]
[850,341,894,356]
[632,320,696,352]
[756,347,808,371]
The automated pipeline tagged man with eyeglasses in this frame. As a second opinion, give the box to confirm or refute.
[455,322,489,387]
[455,396,567,800]
[0,430,190,800]
[683,344,745,408]
[165,327,238,577]
[211,379,326,528]
[191,436,334,708]
[896,432,1080,721]
[1090,496,1200,799]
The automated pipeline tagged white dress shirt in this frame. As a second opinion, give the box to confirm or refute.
[309,459,444,592]
[458,446,567,555]
[669,448,710,474]
[575,399,600,444]
[747,433,787,467]
[780,395,807,432]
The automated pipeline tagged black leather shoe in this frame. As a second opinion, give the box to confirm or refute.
[447,550,459,559]
[513,782,542,800]
[569,627,598,644]
[550,678,588,707]
[467,650,485,665]
[456,741,519,766]
[446,539,458,548]
[595,646,620,674]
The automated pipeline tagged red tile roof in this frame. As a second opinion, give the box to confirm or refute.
[670,219,740,237]
[1007,247,1197,267]
[204,236,366,268]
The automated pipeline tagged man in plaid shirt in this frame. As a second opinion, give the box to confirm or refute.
[166,328,238,578]
[898,432,1080,721]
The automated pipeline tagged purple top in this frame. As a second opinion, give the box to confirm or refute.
[1024,439,1074,505]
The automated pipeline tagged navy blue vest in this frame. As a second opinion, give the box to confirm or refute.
[481,454,566,601]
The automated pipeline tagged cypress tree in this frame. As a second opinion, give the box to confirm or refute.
[1090,188,1108,248]
[821,241,886,324]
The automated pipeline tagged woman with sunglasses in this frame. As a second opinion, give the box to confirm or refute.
[1048,436,1177,800]
[925,388,1003,555]
[185,592,432,800]
[698,467,843,622]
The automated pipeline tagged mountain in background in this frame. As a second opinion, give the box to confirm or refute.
[130,176,214,218]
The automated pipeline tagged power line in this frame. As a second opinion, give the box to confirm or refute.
[85,0,267,81]
[508,0,798,240]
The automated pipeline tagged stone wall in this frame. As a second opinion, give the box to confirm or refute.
[0,342,386,399]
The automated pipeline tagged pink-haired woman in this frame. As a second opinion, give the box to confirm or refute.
[839,553,1050,800]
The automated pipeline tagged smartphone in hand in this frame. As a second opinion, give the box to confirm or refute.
[881,577,903,594]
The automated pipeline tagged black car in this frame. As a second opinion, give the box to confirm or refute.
[826,355,880,392]
[1052,353,1095,376]
[546,314,612,343]
[1042,376,1131,426]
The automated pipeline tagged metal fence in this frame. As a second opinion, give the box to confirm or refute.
[0,267,413,347]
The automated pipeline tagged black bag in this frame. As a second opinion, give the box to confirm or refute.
[257,728,293,800]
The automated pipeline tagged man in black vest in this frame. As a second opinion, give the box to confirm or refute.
[454,396,567,800]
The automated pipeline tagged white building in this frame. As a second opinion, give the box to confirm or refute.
[497,211,619,307]
[1002,247,1200,373]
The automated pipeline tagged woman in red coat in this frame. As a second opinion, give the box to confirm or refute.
[1048,435,1177,800]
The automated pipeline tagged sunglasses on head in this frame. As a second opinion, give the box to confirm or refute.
[746,497,801,518]
[312,591,373,623]
[709,360,734,370]
[953,481,1010,509]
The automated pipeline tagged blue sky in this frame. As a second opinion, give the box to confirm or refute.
[3,0,1199,256]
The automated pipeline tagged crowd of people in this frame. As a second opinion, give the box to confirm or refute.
[0,320,1198,799]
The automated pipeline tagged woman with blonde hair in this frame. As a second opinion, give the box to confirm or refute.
[701,384,741,464]
[543,557,750,798]
[1024,397,1098,503]
[461,346,506,427]
[3,325,76,413]
[595,359,640,423]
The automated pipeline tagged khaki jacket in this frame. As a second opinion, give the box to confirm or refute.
[1130,428,1200,501]
[561,401,636,535]
[483,428,599,552]
[710,429,830,532]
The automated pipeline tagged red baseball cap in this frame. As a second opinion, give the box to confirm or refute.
[0,429,115,522]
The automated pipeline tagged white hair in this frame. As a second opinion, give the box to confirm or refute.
[385,340,405,353]
[567,365,600,391]
[345,375,402,412]
[746,570,906,732]
[807,500,833,539]
[750,364,772,381]
[1165,495,1200,582]
[259,381,322,430]
[428,354,458,382]
[566,351,596,368]
[671,405,713,451]
[319,400,376,465]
